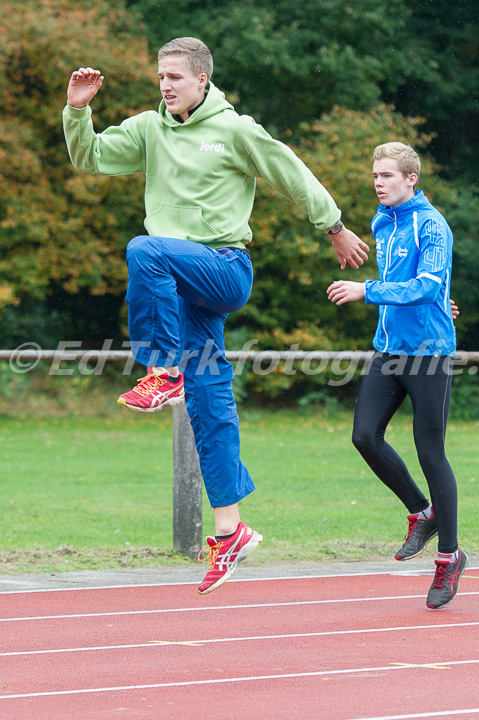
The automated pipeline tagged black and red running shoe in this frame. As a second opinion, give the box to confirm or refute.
[395,511,438,561]
[426,549,468,610]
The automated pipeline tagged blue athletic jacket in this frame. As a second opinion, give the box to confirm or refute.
[364,190,456,356]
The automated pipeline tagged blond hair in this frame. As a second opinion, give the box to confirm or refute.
[373,142,421,180]
[157,37,213,81]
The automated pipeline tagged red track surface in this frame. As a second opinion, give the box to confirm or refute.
[1,568,479,719]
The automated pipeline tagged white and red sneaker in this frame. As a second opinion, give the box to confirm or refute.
[117,368,184,413]
[197,522,263,595]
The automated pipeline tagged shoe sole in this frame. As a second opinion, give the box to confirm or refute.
[426,554,469,610]
[197,532,263,596]
[395,530,438,561]
[117,394,185,413]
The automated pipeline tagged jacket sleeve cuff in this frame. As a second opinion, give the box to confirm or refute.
[63,103,92,118]
[364,279,374,304]
[321,214,342,234]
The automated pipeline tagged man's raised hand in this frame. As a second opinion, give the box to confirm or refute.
[67,67,104,109]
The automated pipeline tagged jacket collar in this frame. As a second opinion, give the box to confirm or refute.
[377,190,429,217]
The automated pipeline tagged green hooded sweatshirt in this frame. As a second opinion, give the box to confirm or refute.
[63,82,340,249]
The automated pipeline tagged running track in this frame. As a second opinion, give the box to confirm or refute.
[1,567,479,719]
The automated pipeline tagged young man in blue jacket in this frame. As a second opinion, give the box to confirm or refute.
[327,142,467,610]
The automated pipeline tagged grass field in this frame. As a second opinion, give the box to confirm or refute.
[1,404,478,573]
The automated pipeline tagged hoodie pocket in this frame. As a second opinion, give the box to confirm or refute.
[144,205,220,242]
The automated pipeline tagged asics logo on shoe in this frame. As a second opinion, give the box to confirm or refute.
[446,566,462,594]
[216,528,252,570]
[199,141,225,153]
[197,522,263,595]
[151,387,178,404]
[118,372,184,413]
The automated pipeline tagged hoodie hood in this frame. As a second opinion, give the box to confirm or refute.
[158,81,234,127]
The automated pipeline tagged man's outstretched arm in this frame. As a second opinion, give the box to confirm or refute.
[238,122,369,270]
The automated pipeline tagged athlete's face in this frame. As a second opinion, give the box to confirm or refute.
[158,55,207,121]
[372,158,417,208]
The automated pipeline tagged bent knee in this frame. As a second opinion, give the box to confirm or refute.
[126,235,152,259]
[352,426,376,455]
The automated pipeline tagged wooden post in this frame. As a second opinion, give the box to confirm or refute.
[172,403,203,558]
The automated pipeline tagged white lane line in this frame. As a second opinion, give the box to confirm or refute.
[350,709,479,720]
[1,659,479,700]
[1,567,477,595]
[1,621,478,658]
[1,592,478,624]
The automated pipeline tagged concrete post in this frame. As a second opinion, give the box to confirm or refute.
[172,403,203,558]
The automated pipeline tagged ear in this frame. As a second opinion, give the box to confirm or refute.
[198,72,208,90]
[408,173,418,187]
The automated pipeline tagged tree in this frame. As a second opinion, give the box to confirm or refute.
[127,0,417,132]
[0,0,158,343]
[128,0,479,180]
[389,0,479,183]
[1,0,476,405]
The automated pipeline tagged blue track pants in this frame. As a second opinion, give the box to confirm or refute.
[126,235,256,507]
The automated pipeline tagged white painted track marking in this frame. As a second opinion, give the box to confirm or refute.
[0,620,478,657]
[350,709,479,720]
[1,591,479,624]
[1,659,479,700]
[0,566,477,595]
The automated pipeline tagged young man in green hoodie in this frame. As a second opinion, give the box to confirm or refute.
[63,37,369,594]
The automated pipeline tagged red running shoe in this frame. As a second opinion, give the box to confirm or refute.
[117,368,184,413]
[197,522,263,595]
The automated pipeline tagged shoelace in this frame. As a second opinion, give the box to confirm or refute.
[404,516,419,541]
[198,541,223,571]
[133,373,166,397]
[432,563,447,589]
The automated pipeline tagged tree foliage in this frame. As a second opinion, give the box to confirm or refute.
[0,0,157,324]
[391,0,479,183]
[127,0,419,133]
[0,0,477,404]
[127,0,479,181]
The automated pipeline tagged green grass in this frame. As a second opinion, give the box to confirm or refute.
[1,405,478,573]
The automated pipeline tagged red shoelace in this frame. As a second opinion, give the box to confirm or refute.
[432,563,447,588]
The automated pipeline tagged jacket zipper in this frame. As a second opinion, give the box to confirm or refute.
[381,212,397,352]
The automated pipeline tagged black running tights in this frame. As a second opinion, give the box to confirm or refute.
[352,353,458,553]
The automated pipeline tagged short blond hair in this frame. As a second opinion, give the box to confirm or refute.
[373,142,421,180]
[157,37,213,81]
